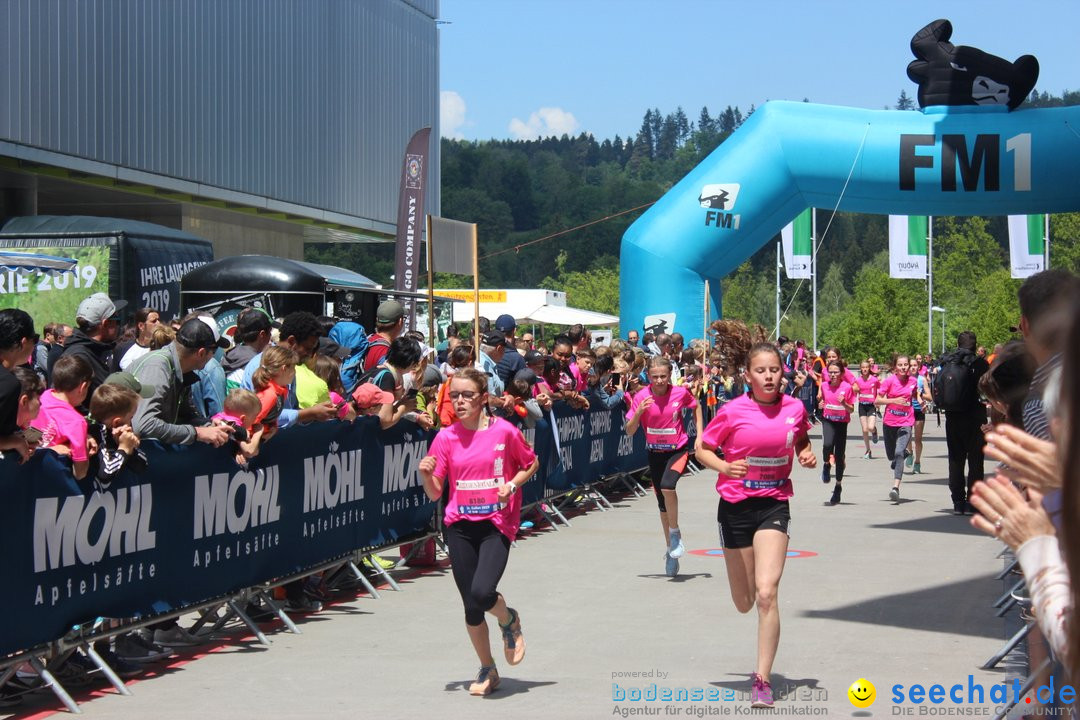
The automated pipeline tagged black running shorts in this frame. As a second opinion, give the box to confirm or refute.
[717,497,791,549]
[914,409,925,422]
[858,402,876,418]
[647,448,690,512]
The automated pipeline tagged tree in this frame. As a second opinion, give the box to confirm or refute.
[539,251,620,317]
[818,263,851,316]
[896,89,916,110]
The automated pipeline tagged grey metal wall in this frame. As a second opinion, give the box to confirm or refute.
[0,0,439,230]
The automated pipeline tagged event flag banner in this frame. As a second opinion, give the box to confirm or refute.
[1007,214,1046,278]
[780,209,812,279]
[888,215,929,279]
[394,127,432,331]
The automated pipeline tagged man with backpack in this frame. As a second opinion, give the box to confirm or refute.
[934,331,990,515]
[362,300,404,372]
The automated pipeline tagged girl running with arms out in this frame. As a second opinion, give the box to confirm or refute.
[694,324,816,709]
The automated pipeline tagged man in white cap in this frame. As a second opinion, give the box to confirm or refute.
[130,315,233,447]
[55,292,127,411]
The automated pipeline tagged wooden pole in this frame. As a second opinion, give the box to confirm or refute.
[426,214,435,345]
[703,279,709,344]
[472,223,480,352]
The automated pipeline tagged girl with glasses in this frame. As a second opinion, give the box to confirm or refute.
[818,361,855,505]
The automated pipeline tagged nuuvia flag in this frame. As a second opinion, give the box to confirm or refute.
[1007,215,1046,278]
[780,209,812,279]
[888,215,928,279]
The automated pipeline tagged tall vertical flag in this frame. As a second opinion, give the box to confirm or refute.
[1007,215,1046,278]
[394,127,432,331]
[888,215,928,279]
[780,209,812,279]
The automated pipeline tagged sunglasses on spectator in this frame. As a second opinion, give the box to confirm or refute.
[449,390,481,401]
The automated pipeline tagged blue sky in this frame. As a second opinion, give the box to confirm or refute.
[439,0,1080,142]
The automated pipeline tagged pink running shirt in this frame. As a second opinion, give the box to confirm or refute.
[626,384,698,451]
[855,374,880,404]
[820,380,853,423]
[878,374,917,427]
[700,393,811,503]
[429,416,538,542]
[31,390,90,462]
[842,368,857,385]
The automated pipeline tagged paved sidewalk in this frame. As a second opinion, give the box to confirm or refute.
[9,419,1015,719]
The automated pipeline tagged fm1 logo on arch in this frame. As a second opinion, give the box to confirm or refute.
[899,133,1031,192]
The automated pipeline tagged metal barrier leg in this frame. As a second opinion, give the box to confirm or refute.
[991,656,1053,720]
[256,590,301,634]
[589,483,616,510]
[227,600,272,646]
[534,504,561,531]
[28,656,81,715]
[348,561,381,599]
[189,602,226,635]
[981,619,1035,670]
[363,555,402,592]
[82,642,132,696]
[545,501,573,528]
[995,557,1020,580]
[993,578,1026,608]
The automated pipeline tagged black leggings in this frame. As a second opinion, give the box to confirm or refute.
[445,520,511,626]
[821,419,848,482]
[647,448,690,512]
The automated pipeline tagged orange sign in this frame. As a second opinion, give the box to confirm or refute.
[436,290,507,303]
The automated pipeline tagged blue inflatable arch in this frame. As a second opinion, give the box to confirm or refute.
[619,101,1080,338]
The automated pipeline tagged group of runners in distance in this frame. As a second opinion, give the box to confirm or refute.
[419,317,932,708]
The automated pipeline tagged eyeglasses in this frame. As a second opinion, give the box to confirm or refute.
[448,390,481,401]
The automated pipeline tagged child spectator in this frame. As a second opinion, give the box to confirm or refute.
[31,355,94,479]
[351,383,395,419]
[89,376,152,488]
[0,366,44,463]
[571,348,595,392]
[252,346,298,441]
[416,364,444,430]
[312,354,357,422]
[212,388,265,466]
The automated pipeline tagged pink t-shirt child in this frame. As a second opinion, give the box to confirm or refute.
[31,390,89,462]
[700,393,811,503]
[429,416,538,542]
[625,385,698,451]
[855,374,880,404]
[878,374,917,427]
[820,380,853,423]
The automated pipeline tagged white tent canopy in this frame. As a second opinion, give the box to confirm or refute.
[441,288,618,327]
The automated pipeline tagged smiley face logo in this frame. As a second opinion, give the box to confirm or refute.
[848,678,876,708]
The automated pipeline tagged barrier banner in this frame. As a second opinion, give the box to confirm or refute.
[0,417,433,657]
[0,403,645,657]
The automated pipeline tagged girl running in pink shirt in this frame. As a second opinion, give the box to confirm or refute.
[855,360,880,457]
[876,355,918,501]
[418,367,539,697]
[818,361,855,505]
[625,356,702,578]
[695,337,816,709]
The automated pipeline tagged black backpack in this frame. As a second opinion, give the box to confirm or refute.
[932,352,976,412]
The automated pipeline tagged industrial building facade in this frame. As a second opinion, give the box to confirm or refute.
[0,0,440,258]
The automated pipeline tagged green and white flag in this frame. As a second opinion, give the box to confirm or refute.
[888,215,928,279]
[1007,215,1046,278]
[780,208,812,279]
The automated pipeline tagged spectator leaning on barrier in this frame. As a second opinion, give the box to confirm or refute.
[360,335,433,429]
[494,314,524,388]
[89,376,152,489]
[223,308,277,390]
[241,311,338,427]
[56,292,126,411]
[0,308,38,462]
[131,316,233,447]
[31,354,95,480]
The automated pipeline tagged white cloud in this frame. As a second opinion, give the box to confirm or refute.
[440,90,467,139]
[508,107,579,140]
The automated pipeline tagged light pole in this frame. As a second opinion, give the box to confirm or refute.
[931,306,945,354]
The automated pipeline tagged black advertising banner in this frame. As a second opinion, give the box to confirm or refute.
[393,127,432,331]
[0,404,646,657]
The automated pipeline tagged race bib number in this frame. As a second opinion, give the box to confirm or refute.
[744,455,788,481]
[888,407,909,417]
[455,478,500,516]
[823,403,847,422]
[646,426,678,451]
[743,478,787,489]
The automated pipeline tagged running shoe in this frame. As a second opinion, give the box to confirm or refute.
[668,528,685,559]
[889,486,900,502]
[905,453,914,469]
[821,465,830,484]
[664,551,679,578]
[863,451,871,460]
[469,665,500,696]
[872,429,878,444]
[953,501,965,516]
[751,673,775,708]
[912,462,921,474]
[829,485,842,505]
[363,554,396,571]
[499,608,525,666]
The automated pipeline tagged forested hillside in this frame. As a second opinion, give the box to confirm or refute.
[307,90,1080,355]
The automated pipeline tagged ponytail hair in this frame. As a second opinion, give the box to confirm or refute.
[709,319,768,370]
[253,345,299,391]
